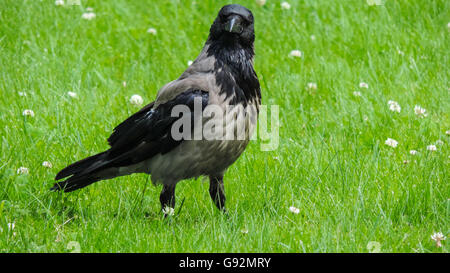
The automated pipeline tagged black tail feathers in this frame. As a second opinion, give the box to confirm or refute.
[51,174,101,192]
[52,152,108,192]
[55,152,107,180]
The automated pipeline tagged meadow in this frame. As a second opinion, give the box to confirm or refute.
[0,0,448,252]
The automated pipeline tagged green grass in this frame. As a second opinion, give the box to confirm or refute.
[0,0,449,253]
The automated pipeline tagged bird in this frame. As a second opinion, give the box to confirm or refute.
[52,4,261,214]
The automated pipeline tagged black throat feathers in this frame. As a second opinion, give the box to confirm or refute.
[206,40,261,107]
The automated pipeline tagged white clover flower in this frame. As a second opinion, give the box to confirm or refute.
[8,222,15,232]
[367,241,381,253]
[367,0,383,6]
[388,100,401,113]
[359,82,369,89]
[81,12,96,20]
[147,28,157,35]
[55,0,64,6]
[67,91,77,98]
[289,50,302,58]
[240,228,249,234]
[447,22,450,30]
[129,94,143,106]
[427,144,437,151]
[307,82,317,90]
[385,138,398,148]
[414,105,428,118]
[310,35,316,41]
[289,206,300,214]
[255,0,266,6]
[42,161,53,168]
[162,206,175,216]
[446,130,450,135]
[18,91,27,97]
[431,232,446,248]
[17,167,29,175]
[435,140,444,145]
[281,2,291,10]
[122,81,127,88]
[86,7,94,12]
[409,150,418,155]
[353,91,361,97]
[22,109,35,117]
[66,0,81,5]
[67,241,81,253]
[187,60,193,66]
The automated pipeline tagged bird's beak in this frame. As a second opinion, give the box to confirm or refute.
[224,16,243,34]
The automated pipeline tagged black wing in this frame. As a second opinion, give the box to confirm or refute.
[105,89,209,166]
[54,89,209,183]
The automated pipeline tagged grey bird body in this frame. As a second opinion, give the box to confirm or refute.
[52,4,260,213]
[133,43,259,184]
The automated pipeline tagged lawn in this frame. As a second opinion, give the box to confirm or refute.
[0,0,448,253]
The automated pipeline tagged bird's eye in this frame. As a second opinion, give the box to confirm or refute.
[220,13,228,21]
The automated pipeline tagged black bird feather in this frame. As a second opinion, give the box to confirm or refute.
[52,90,208,191]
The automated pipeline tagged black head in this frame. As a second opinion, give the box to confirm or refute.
[208,4,255,47]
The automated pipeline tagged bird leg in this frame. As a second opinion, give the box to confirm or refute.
[160,184,176,212]
[209,175,226,212]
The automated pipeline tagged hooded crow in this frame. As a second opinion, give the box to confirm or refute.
[52,4,261,213]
